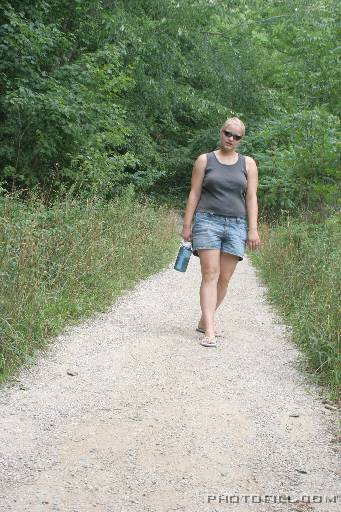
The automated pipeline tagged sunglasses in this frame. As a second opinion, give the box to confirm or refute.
[222,130,242,141]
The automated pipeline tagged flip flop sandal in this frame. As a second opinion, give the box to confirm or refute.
[196,327,224,337]
[200,336,217,347]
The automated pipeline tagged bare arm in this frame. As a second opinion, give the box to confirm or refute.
[183,153,207,227]
[245,156,261,250]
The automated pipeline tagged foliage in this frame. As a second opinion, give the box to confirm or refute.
[242,108,340,213]
[0,0,340,211]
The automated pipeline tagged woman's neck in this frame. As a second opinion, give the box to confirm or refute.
[219,145,236,154]
[216,148,238,161]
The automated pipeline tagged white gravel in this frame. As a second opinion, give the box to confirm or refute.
[0,253,340,512]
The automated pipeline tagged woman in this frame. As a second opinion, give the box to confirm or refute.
[181,117,261,347]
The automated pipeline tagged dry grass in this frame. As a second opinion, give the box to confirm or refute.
[248,212,341,401]
[0,187,180,382]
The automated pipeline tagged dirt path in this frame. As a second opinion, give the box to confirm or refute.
[0,254,340,512]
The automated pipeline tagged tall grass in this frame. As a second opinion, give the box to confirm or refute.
[248,212,341,400]
[0,185,180,382]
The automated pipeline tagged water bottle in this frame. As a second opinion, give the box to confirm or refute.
[174,240,192,272]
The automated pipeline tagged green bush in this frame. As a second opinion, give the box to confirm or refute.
[242,108,340,215]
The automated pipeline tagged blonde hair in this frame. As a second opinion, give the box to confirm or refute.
[222,117,246,137]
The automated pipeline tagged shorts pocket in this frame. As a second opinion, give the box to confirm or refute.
[192,216,211,236]
[230,222,247,242]
[237,218,248,226]
[195,211,212,220]
[241,226,248,242]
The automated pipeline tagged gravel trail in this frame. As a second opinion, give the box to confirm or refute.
[0,254,340,512]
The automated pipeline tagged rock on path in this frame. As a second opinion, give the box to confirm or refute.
[0,255,340,512]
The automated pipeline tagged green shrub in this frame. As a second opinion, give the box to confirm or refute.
[242,108,340,215]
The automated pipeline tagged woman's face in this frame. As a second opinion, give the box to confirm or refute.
[220,123,243,151]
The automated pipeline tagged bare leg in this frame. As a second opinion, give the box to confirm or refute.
[198,251,239,331]
[197,249,220,338]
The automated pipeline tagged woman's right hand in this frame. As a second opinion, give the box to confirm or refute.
[181,225,192,242]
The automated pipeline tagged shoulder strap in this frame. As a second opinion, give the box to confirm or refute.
[241,154,248,178]
[203,152,211,173]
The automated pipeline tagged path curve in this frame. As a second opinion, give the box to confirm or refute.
[0,255,340,512]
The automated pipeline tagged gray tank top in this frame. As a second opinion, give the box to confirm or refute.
[195,151,247,218]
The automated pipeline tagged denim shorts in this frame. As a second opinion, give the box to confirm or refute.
[191,211,248,261]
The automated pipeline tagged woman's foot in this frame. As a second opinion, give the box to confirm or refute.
[200,336,217,347]
[197,321,223,337]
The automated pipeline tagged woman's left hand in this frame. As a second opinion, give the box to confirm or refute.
[247,229,261,250]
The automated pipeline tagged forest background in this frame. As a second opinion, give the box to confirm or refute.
[0,0,340,398]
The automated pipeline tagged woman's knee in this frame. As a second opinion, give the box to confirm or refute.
[199,249,220,279]
[218,274,231,287]
[219,253,239,284]
[201,267,220,282]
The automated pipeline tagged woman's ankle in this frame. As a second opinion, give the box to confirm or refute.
[205,331,215,338]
